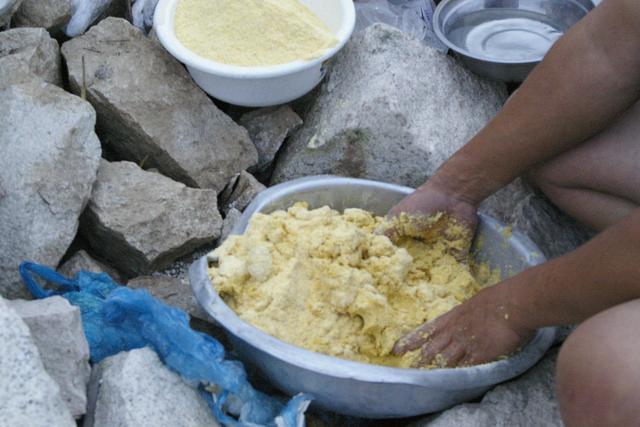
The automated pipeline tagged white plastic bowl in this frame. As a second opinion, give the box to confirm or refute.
[154,0,356,107]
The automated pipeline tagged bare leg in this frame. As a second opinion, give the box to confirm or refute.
[530,101,640,231]
[556,299,640,426]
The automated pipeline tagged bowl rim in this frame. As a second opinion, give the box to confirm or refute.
[432,0,593,65]
[190,176,557,389]
[153,0,356,79]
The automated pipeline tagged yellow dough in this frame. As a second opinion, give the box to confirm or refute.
[208,203,497,368]
[174,0,338,66]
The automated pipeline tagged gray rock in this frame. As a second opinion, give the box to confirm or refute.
[127,275,209,322]
[13,0,73,35]
[61,18,258,192]
[80,160,222,277]
[86,347,220,427]
[0,27,61,86]
[0,66,101,299]
[271,24,507,187]
[0,0,23,26]
[239,106,303,177]
[413,350,562,427]
[220,171,266,215]
[219,208,242,244]
[9,297,91,418]
[480,178,592,259]
[58,250,124,284]
[0,297,75,426]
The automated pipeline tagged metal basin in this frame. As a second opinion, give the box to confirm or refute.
[433,0,594,82]
[189,176,556,418]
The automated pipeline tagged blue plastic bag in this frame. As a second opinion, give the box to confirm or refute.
[19,261,311,427]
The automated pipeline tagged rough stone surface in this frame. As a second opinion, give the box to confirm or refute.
[0,0,23,25]
[0,27,61,86]
[413,350,562,427]
[0,297,75,426]
[62,18,258,192]
[9,296,91,418]
[13,0,73,35]
[0,65,101,299]
[220,208,242,244]
[58,249,124,283]
[86,347,220,427]
[127,275,209,322]
[239,106,303,178]
[271,24,507,187]
[220,171,266,215]
[480,178,592,259]
[81,160,222,278]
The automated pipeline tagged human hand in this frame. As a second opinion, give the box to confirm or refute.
[387,180,479,257]
[392,284,535,367]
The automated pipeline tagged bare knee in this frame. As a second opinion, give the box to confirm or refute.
[557,300,640,427]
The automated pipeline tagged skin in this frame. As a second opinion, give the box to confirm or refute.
[556,300,640,426]
[391,0,640,369]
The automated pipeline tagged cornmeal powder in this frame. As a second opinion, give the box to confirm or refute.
[208,203,497,368]
[174,0,338,66]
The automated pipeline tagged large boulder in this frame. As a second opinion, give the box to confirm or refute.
[0,27,61,86]
[0,297,75,426]
[61,18,258,192]
[81,160,222,277]
[412,350,562,427]
[84,347,220,427]
[13,0,73,35]
[0,63,101,299]
[271,24,507,187]
[9,297,91,418]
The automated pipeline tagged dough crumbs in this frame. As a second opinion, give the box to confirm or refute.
[208,202,499,368]
[174,0,338,66]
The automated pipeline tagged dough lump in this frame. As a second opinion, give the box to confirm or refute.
[209,203,495,368]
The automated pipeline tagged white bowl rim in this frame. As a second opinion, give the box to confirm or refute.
[153,0,356,79]
[432,0,593,65]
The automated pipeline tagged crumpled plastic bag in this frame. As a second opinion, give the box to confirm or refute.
[65,0,113,37]
[19,261,311,427]
[131,0,158,31]
[64,0,157,36]
[354,0,447,52]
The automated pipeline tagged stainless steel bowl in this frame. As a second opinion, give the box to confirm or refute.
[433,0,594,82]
[189,176,557,418]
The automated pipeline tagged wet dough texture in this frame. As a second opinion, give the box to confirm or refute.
[209,203,493,368]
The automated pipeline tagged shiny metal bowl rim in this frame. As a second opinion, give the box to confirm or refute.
[432,0,593,65]
[193,176,557,389]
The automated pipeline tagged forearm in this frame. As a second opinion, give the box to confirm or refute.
[430,0,640,204]
[501,208,640,329]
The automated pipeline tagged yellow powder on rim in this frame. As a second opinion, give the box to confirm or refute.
[208,203,499,368]
[174,0,338,67]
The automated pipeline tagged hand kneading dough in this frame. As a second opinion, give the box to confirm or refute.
[208,203,497,368]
